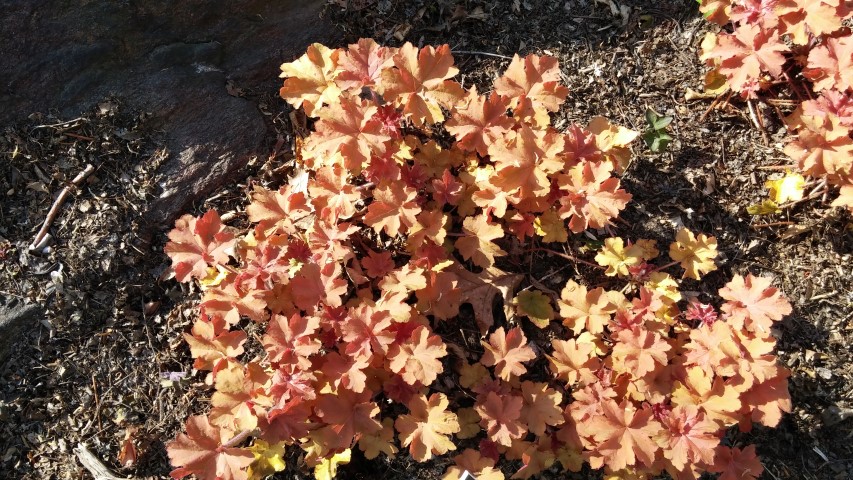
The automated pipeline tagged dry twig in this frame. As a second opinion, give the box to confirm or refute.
[28,163,95,251]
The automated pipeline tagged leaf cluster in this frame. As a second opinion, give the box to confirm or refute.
[163,40,793,480]
[698,0,853,213]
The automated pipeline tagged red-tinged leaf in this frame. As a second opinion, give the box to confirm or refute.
[264,397,313,443]
[313,390,382,451]
[701,24,789,92]
[519,381,565,436]
[246,185,311,235]
[319,350,370,393]
[360,249,395,279]
[557,161,631,233]
[656,405,720,472]
[779,0,850,46]
[455,213,507,268]
[430,169,465,206]
[335,38,395,92]
[480,326,536,381]
[262,313,321,369]
[302,96,390,173]
[279,43,341,117]
[183,315,246,373]
[209,364,271,432]
[167,415,254,480]
[806,36,853,92]
[487,125,565,205]
[547,338,601,386]
[802,90,853,128]
[395,393,460,461]
[340,303,395,357]
[269,364,317,404]
[165,211,235,283]
[587,400,662,471]
[710,444,764,480]
[387,325,448,386]
[611,327,672,379]
[719,274,792,336]
[784,114,853,178]
[475,391,527,447]
[364,182,421,237]
[740,370,792,428]
[493,54,569,127]
[380,43,464,125]
[446,88,515,156]
[309,165,362,222]
[200,283,269,325]
[415,268,462,320]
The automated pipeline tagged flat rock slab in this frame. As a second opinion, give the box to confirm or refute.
[0,0,335,229]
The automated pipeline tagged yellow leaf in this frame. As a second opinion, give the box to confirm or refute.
[704,68,729,95]
[668,228,718,280]
[513,290,555,328]
[747,200,781,215]
[247,439,287,480]
[199,265,229,290]
[595,237,643,277]
[765,171,805,203]
[456,407,482,439]
[314,449,351,480]
[358,418,398,460]
[533,209,568,243]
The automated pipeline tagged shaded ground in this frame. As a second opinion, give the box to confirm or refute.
[1,1,851,479]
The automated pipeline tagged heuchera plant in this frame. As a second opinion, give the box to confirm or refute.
[697,0,853,213]
[164,39,792,480]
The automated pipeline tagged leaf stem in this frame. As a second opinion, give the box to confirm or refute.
[529,247,603,269]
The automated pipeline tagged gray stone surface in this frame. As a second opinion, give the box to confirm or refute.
[0,0,336,228]
[0,296,43,366]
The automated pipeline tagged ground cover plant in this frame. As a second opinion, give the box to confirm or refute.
[697,0,853,215]
[164,39,794,480]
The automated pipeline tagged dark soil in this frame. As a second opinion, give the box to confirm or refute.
[1,1,851,479]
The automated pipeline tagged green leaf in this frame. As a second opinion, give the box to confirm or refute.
[746,200,781,215]
[513,290,554,328]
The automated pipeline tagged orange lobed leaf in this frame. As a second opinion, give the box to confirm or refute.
[387,325,448,386]
[480,326,536,381]
[548,338,601,386]
[167,415,254,480]
[379,42,463,126]
[335,38,395,93]
[558,280,615,335]
[519,381,565,436]
[455,213,507,268]
[475,391,527,447]
[364,182,421,237]
[701,24,789,93]
[805,34,853,92]
[279,43,342,117]
[184,314,246,373]
[557,161,631,233]
[246,185,312,236]
[165,210,235,283]
[610,327,672,379]
[586,399,662,471]
[493,53,569,128]
[395,393,460,462]
[313,389,382,451]
[446,88,516,156]
[719,274,792,336]
[656,405,720,472]
[302,96,390,173]
[710,444,764,480]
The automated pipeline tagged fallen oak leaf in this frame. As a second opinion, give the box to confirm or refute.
[447,262,523,333]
